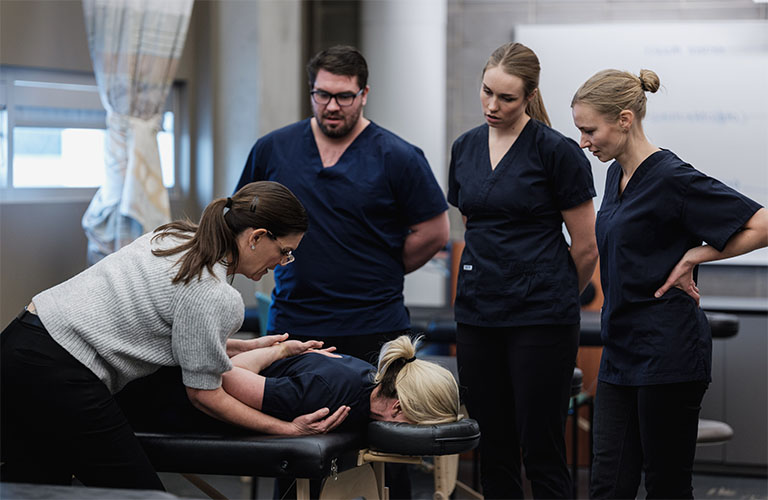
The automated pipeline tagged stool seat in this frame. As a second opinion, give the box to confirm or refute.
[697,419,734,445]
[571,367,583,397]
[706,312,739,339]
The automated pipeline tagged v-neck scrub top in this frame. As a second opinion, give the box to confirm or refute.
[596,149,762,386]
[448,120,596,327]
[236,119,448,336]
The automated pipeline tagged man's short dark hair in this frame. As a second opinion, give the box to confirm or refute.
[306,45,368,90]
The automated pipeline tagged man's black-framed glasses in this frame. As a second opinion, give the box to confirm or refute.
[310,88,364,107]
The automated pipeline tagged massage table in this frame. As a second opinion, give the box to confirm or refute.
[135,418,481,500]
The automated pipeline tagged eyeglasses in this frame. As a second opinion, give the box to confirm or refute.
[310,88,364,107]
[266,230,295,265]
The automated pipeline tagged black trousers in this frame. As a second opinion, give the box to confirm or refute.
[590,380,707,499]
[0,312,164,490]
[457,322,580,499]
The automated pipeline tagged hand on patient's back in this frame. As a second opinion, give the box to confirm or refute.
[236,333,289,354]
[251,333,290,349]
[305,346,342,358]
[281,340,325,358]
[290,405,351,435]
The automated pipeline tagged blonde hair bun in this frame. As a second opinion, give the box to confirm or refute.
[572,68,659,121]
[638,69,660,93]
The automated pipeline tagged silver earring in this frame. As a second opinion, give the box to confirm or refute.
[250,244,255,250]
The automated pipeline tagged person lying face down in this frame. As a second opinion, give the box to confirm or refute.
[222,334,462,432]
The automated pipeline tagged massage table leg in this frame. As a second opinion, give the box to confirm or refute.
[296,478,310,500]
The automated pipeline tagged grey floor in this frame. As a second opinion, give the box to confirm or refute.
[159,463,768,499]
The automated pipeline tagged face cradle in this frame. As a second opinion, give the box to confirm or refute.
[480,66,531,130]
[311,69,368,138]
[572,102,627,163]
[236,230,303,282]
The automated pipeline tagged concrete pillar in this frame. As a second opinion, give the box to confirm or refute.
[361,0,449,307]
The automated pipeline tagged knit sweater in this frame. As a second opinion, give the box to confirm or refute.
[33,231,243,394]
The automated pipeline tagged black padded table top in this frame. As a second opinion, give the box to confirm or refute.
[136,431,364,479]
[135,419,481,480]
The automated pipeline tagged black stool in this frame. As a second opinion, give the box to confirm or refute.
[696,312,739,446]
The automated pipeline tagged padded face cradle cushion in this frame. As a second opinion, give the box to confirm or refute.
[366,418,480,456]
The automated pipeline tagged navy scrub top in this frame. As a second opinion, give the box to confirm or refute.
[236,119,448,336]
[596,149,762,386]
[448,119,596,326]
[262,353,376,432]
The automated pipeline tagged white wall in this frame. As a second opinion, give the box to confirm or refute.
[362,0,449,307]
[205,0,304,303]
[516,21,768,265]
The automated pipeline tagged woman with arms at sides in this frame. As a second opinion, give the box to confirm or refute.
[571,68,767,499]
[448,42,598,499]
[0,181,349,492]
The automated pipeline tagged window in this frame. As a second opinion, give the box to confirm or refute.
[0,67,182,203]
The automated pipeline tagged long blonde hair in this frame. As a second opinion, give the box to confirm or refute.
[571,69,660,122]
[374,335,461,425]
[483,42,551,126]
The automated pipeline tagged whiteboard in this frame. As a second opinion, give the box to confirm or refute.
[515,21,768,265]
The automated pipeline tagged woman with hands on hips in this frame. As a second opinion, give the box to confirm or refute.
[0,181,349,492]
[448,42,598,499]
[571,68,767,499]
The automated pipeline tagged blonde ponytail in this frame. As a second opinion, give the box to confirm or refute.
[375,335,461,425]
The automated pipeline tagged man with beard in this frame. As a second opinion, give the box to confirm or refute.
[235,45,449,499]
[235,45,449,364]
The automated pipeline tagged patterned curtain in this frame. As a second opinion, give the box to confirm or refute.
[81,0,193,264]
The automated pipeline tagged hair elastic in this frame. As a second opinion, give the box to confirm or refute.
[405,356,416,364]
[223,197,233,216]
